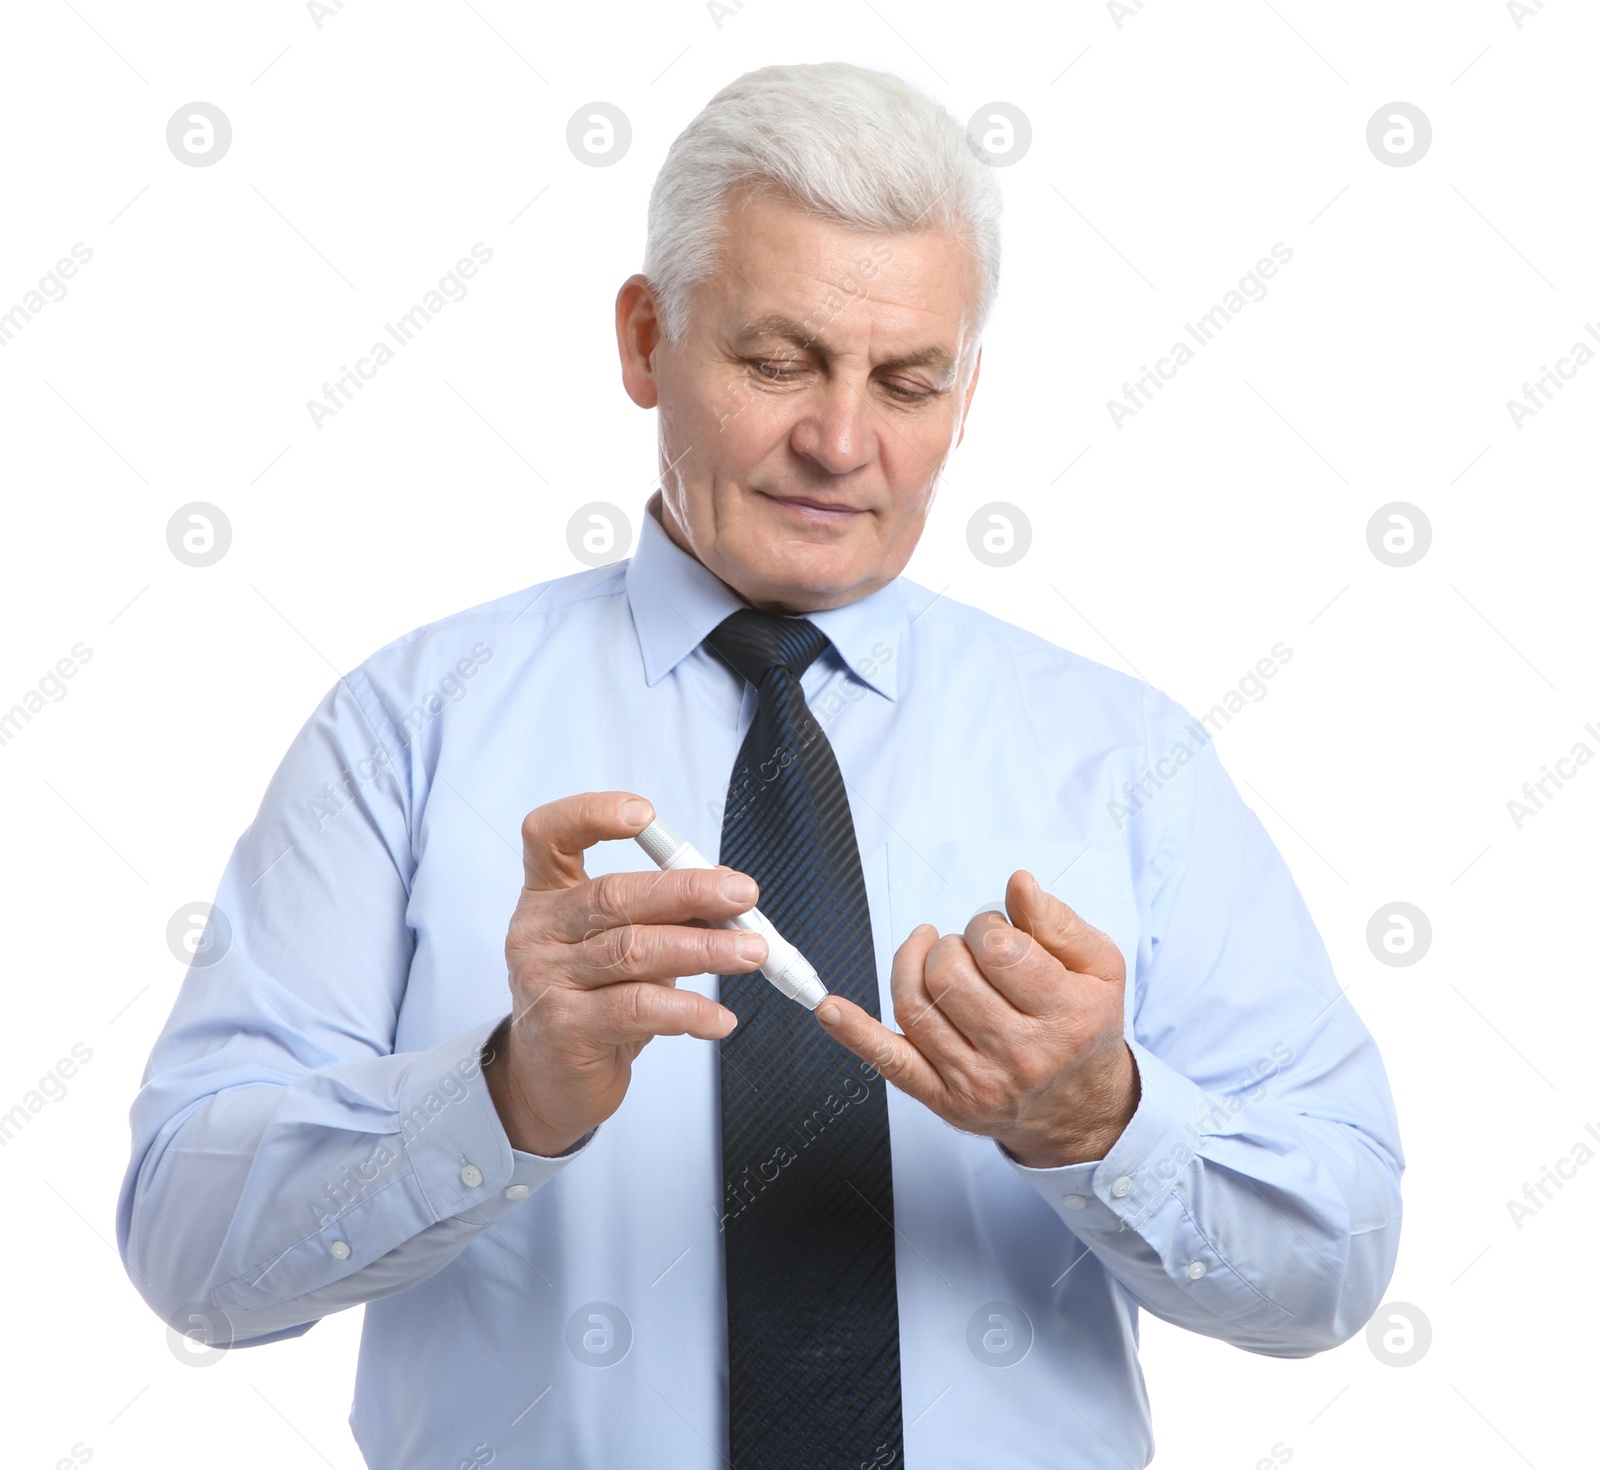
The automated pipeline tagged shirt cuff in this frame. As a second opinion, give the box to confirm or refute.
[397,1015,598,1227]
[1000,1037,1213,1235]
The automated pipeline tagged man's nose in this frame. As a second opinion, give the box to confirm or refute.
[789,377,877,477]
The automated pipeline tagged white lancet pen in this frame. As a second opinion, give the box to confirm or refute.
[634,816,829,1011]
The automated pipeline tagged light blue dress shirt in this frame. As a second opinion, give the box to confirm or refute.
[119,499,1402,1469]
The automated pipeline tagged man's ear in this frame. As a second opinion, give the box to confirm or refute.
[955,345,982,448]
[616,274,663,409]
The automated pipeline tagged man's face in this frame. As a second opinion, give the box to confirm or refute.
[616,187,983,613]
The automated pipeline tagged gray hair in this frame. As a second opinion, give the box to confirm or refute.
[643,62,1002,350]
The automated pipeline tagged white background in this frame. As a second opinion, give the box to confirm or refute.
[2,1,1595,1465]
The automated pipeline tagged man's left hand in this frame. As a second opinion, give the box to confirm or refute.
[817,869,1139,1168]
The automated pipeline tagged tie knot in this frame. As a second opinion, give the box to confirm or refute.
[705,608,832,688]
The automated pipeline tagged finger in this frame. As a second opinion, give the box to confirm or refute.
[550,865,760,943]
[961,909,1072,1016]
[1003,870,1125,986]
[814,994,945,1111]
[889,925,985,1063]
[916,929,1030,1053]
[520,791,655,892]
[563,918,768,990]
[587,980,739,1044]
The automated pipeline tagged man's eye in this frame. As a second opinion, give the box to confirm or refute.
[748,359,805,380]
[881,380,933,402]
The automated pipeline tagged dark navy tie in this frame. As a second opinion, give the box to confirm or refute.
[705,608,903,1470]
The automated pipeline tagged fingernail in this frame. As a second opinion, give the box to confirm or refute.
[734,933,767,961]
[817,1004,841,1026]
[719,873,757,904]
[721,1009,739,1031]
[621,797,654,826]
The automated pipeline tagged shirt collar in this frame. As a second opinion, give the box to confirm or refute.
[625,493,904,701]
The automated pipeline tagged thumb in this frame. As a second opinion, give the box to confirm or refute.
[1005,868,1054,938]
[1007,870,1123,981]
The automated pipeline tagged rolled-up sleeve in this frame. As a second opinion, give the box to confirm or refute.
[1005,697,1403,1356]
[116,669,592,1348]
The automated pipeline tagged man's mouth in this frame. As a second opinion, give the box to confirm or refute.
[758,491,863,523]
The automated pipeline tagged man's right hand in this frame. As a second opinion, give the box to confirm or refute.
[482,792,765,1157]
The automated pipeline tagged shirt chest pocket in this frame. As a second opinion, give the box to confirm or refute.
[881,837,1142,1033]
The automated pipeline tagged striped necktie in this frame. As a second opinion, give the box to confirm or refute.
[706,607,903,1469]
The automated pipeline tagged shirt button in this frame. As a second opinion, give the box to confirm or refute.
[1186,1260,1207,1280]
[1062,1194,1087,1209]
[1110,1176,1132,1198]
[460,1164,484,1188]
[504,1184,531,1201]
[330,1240,352,1260]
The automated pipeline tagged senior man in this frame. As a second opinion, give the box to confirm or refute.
[120,61,1402,1469]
